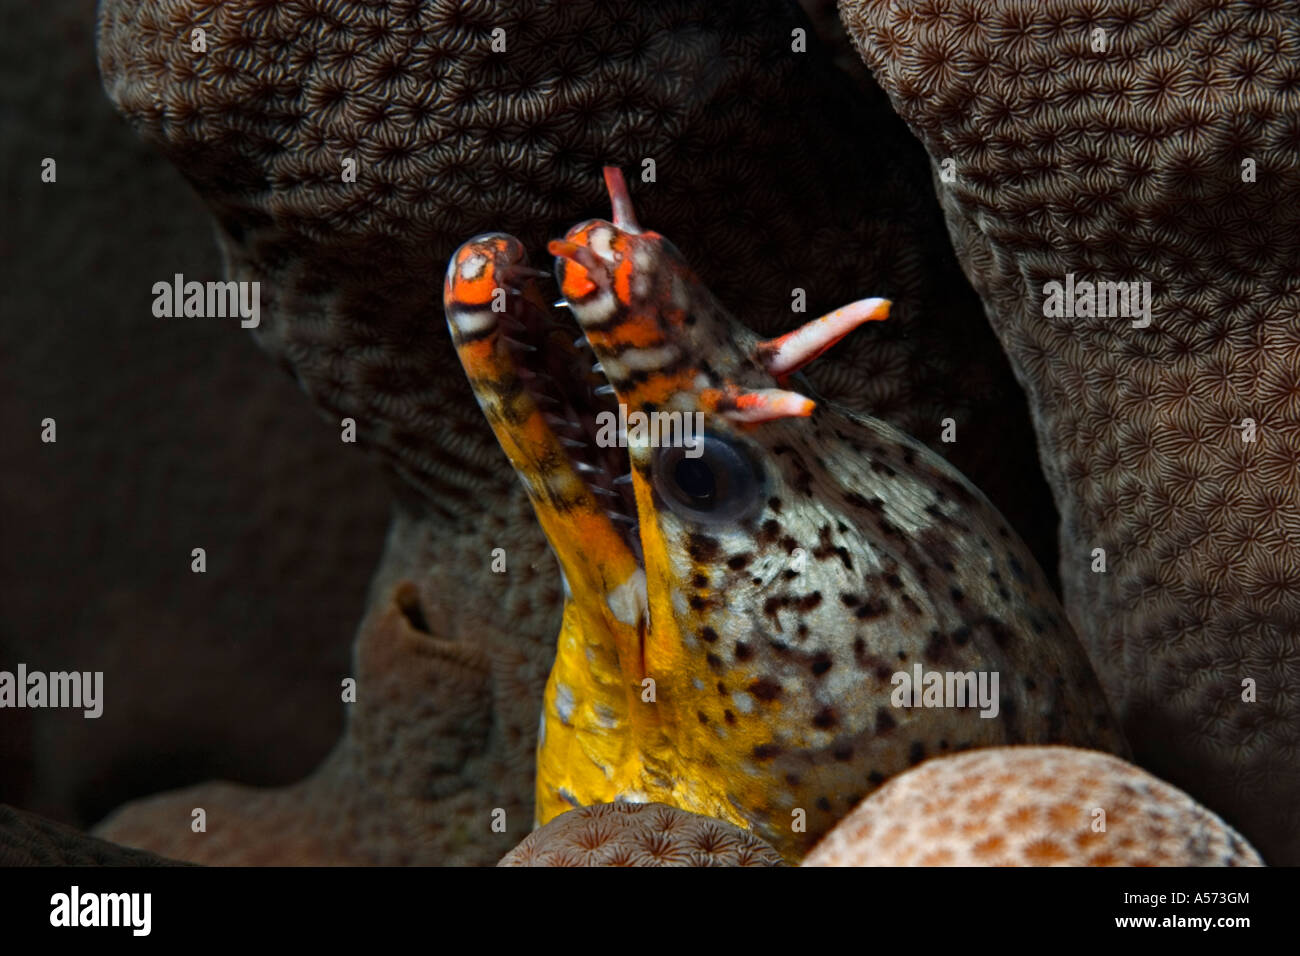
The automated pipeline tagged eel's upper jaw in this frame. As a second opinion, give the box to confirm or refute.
[547,227,893,428]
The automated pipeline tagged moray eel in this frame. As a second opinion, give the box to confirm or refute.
[444,169,1125,861]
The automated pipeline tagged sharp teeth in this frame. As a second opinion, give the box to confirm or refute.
[607,511,636,525]
[554,298,570,308]
[503,336,537,352]
[573,336,590,349]
[612,473,634,486]
[591,486,619,498]
[534,394,559,406]
[559,437,588,448]
[574,461,606,475]
[594,384,616,396]
[592,362,604,374]
[544,413,573,427]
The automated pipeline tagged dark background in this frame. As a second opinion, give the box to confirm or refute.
[1,0,391,828]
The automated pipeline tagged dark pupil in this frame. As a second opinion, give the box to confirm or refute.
[673,457,717,507]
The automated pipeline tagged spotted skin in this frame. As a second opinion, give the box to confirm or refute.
[445,171,1126,862]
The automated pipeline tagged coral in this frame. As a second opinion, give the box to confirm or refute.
[498,802,786,866]
[96,581,534,864]
[803,747,1263,866]
[840,0,1300,863]
[96,0,1054,551]
[0,805,188,866]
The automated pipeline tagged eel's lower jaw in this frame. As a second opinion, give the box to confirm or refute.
[493,269,644,562]
[500,293,654,693]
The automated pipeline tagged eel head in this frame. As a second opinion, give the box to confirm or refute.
[444,169,1124,860]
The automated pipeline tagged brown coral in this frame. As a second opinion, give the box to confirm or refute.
[804,747,1263,867]
[499,802,786,867]
[96,0,1055,550]
[0,805,189,866]
[98,0,1034,515]
[96,581,530,865]
[840,0,1300,863]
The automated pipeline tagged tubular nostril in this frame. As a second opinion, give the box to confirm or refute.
[549,239,608,280]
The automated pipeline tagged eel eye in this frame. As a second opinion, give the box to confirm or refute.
[652,432,765,524]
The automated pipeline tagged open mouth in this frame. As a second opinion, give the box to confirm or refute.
[493,258,643,558]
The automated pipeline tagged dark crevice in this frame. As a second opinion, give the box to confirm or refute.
[395,582,431,635]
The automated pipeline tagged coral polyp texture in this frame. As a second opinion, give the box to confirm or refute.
[840,0,1300,864]
[803,747,1263,867]
[498,803,786,867]
[95,0,1054,548]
